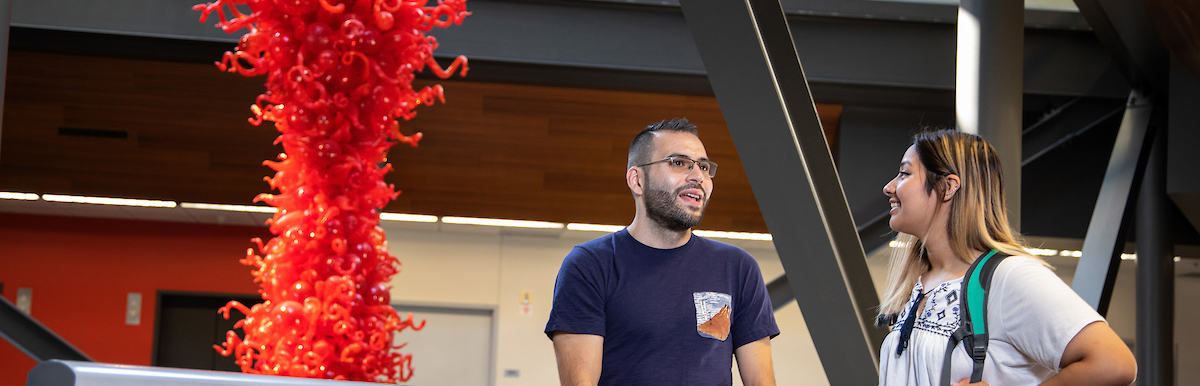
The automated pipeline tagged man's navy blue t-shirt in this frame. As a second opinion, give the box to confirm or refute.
[545,229,779,385]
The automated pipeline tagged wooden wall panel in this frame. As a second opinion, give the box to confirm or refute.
[1,51,842,233]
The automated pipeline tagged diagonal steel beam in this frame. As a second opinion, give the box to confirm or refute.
[768,209,891,311]
[0,294,92,362]
[679,1,882,383]
[1072,90,1154,315]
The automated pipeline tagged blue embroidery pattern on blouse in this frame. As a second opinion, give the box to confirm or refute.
[890,280,961,337]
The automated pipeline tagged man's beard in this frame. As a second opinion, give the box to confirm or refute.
[643,175,707,232]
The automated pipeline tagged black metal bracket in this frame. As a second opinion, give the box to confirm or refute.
[0,294,92,362]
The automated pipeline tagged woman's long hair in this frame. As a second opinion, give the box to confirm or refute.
[877,129,1040,317]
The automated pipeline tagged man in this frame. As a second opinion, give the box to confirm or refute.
[545,119,779,386]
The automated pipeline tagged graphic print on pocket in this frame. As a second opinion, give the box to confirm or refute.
[693,292,732,341]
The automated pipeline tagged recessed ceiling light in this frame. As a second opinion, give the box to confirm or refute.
[566,223,625,232]
[1024,247,1058,256]
[43,194,176,208]
[693,230,773,241]
[180,202,277,213]
[380,213,438,223]
[0,192,39,201]
[442,216,564,229]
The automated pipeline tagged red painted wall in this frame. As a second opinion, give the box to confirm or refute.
[0,213,267,385]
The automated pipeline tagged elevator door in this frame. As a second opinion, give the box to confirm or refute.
[153,292,259,371]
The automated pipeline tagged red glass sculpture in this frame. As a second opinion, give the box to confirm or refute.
[193,0,468,381]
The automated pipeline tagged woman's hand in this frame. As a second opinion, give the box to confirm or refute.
[951,380,987,386]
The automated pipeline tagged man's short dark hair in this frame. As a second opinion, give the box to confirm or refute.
[628,118,699,168]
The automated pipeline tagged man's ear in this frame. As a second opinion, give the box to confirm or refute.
[943,174,961,201]
[627,167,644,196]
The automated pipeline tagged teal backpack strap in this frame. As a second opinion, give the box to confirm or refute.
[940,249,1009,386]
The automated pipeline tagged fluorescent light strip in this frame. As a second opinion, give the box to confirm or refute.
[1025,247,1058,257]
[180,202,278,213]
[43,194,177,208]
[693,230,773,241]
[891,246,1192,262]
[380,213,438,223]
[0,192,39,201]
[1115,254,1184,262]
[566,223,625,232]
[442,216,564,229]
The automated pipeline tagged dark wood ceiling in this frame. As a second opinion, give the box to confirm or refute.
[0,51,843,233]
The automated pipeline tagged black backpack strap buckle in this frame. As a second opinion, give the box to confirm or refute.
[968,333,989,382]
[969,334,989,362]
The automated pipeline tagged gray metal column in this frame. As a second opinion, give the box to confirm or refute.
[1072,90,1153,315]
[1136,123,1173,386]
[956,0,1024,229]
[679,1,882,384]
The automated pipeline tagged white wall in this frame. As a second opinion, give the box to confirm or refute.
[382,223,1197,386]
[384,224,600,386]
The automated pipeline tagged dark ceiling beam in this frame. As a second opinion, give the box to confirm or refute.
[1021,98,1126,167]
[581,0,1091,28]
[12,0,1127,98]
[1071,0,1169,93]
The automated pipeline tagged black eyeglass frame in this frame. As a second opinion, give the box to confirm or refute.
[636,156,718,178]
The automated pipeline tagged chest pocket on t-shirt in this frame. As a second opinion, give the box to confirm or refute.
[693,292,732,341]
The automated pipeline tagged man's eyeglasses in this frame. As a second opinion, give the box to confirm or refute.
[637,156,718,178]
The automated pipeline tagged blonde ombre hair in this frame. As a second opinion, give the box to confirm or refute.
[877,130,1041,318]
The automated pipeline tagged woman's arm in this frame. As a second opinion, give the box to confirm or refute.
[956,256,1137,386]
[953,321,1136,386]
[1040,321,1136,386]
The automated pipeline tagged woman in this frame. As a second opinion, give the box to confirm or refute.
[877,130,1136,386]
